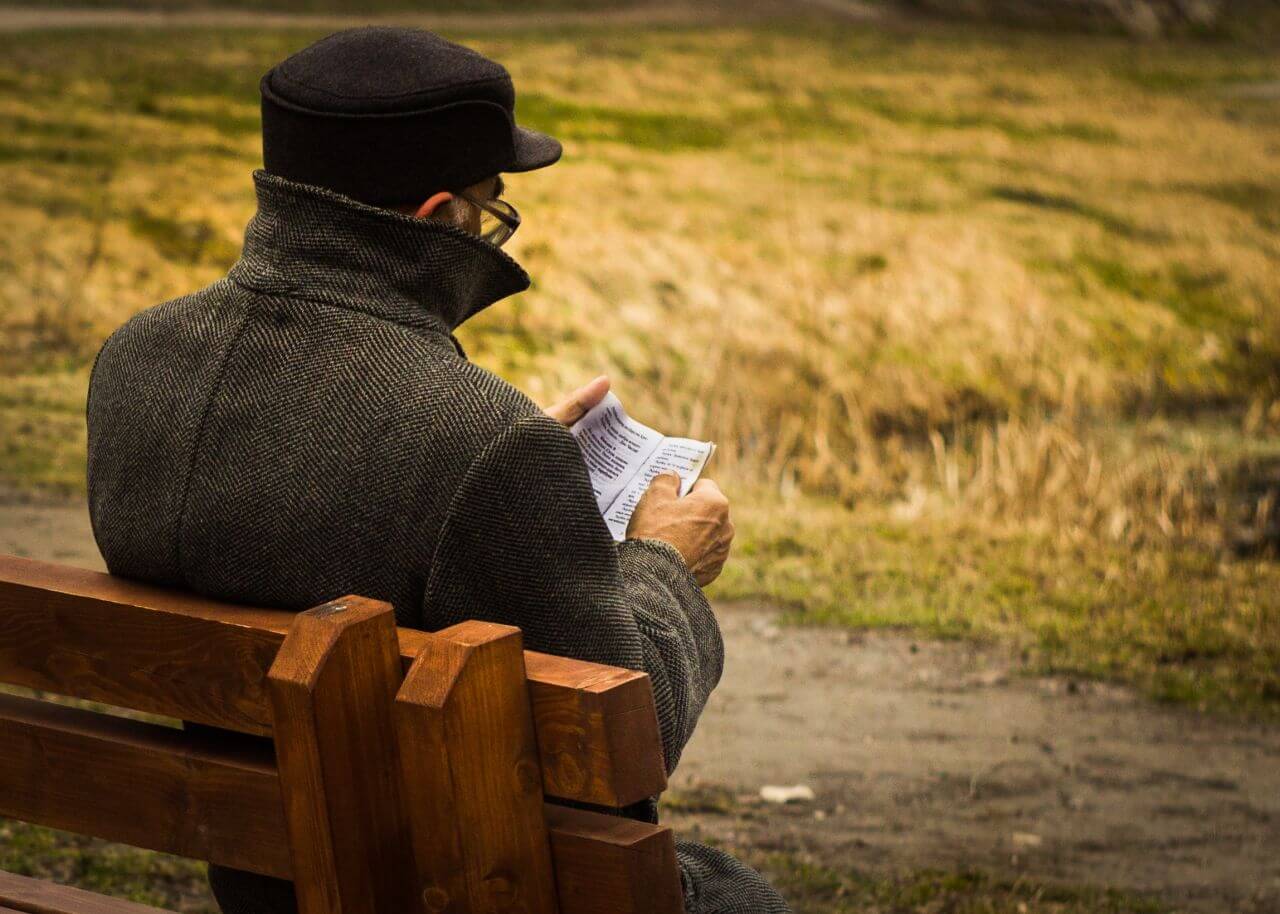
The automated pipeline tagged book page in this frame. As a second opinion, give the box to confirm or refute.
[570,392,664,516]
[600,437,715,541]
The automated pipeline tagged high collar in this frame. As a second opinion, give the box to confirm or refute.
[228,170,531,333]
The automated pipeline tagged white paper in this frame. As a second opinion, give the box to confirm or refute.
[571,392,715,541]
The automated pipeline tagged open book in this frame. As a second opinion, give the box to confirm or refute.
[570,392,715,542]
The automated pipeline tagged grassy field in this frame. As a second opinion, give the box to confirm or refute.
[3,11,1279,914]
[2,13,1280,714]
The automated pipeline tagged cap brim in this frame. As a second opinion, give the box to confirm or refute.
[508,126,562,172]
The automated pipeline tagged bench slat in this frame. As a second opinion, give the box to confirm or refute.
[0,694,292,880]
[0,870,173,914]
[0,556,288,736]
[521,649,668,807]
[0,556,667,806]
[545,805,685,914]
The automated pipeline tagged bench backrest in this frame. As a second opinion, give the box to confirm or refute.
[0,555,683,914]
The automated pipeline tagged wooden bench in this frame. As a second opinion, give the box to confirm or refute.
[0,555,685,914]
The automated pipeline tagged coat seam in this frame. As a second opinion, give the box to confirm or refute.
[172,304,253,586]
[419,413,533,627]
[83,326,115,552]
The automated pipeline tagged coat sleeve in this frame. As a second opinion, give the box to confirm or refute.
[422,412,723,774]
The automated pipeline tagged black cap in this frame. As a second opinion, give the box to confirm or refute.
[260,27,562,206]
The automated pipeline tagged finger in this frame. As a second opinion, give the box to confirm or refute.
[705,531,734,559]
[544,375,610,426]
[695,557,726,587]
[709,542,733,567]
[707,539,733,560]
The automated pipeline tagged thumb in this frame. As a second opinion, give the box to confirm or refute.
[644,471,682,499]
[544,375,610,426]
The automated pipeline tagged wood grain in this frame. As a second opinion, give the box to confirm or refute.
[268,597,418,914]
[0,558,684,913]
[0,555,291,735]
[1,556,667,806]
[0,694,291,879]
[522,650,668,807]
[394,620,558,914]
[544,805,685,914]
[0,870,174,914]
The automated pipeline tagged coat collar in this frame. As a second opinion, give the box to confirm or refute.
[228,170,531,334]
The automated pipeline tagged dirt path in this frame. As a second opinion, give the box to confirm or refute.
[0,1,884,33]
[2,496,1278,912]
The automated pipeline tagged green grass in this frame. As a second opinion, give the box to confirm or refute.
[0,820,214,912]
[127,211,241,268]
[844,86,1122,144]
[0,370,89,494]
[517,92,730,151]
[718,492,1280,713]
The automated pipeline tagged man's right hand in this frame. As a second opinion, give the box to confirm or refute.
[627,473,735,587]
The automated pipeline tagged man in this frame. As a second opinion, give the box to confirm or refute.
[86,26,787,914]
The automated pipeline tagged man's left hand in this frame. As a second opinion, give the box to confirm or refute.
[544,375,610,426]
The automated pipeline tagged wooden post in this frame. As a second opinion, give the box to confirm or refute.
[268,596,418,914]
[395,620,559,914]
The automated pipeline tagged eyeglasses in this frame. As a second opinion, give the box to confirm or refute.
[454,188,520,248]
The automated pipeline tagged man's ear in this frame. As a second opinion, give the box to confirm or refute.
[411,191,453,219]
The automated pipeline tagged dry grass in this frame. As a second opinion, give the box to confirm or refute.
[1,17,1279,706]
[2,15,1280,911]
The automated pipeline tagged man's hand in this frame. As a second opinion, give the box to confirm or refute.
[544,375,610,427]
[628,473,734,587]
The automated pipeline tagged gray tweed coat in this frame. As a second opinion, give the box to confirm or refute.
[86,171,788,914]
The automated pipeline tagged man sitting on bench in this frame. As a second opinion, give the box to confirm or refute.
[84,26,788,914]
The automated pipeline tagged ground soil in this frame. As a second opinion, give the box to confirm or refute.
[2,493,1277,912]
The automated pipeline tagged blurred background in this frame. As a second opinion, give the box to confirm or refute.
[1,1,1278,912]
